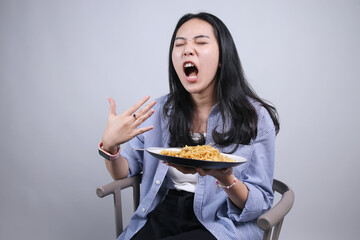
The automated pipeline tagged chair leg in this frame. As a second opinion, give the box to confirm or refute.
[271,219,284,240]
[113,189,123,238]
[262,228,272,240]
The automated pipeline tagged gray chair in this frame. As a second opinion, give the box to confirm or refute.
[97,176,294,240]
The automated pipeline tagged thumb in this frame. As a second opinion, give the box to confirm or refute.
[108,97,117,116]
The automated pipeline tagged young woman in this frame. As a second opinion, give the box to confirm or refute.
[99,12,280,240]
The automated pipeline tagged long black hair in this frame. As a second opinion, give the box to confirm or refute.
[164,12,279,151]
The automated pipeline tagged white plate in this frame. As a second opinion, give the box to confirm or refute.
[145,147,247,169]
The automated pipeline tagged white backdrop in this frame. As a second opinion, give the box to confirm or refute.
[1,1,359,239]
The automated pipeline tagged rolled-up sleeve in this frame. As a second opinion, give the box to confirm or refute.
[227,109,276,222]
[120,135,145,177]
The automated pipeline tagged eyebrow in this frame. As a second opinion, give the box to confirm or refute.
[175,35,210,41]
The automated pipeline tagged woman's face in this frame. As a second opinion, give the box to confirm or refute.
[172,18,220,98]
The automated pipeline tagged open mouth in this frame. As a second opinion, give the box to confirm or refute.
[184,62,198,78]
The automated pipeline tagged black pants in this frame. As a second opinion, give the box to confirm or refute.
[131,189,216,240]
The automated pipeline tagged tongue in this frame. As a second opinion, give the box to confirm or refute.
[188,72,197,78]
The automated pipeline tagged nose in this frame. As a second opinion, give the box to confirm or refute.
[183,45,195,56]
[183,49,194,56]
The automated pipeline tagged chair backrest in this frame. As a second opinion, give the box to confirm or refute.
[96,176,294,240]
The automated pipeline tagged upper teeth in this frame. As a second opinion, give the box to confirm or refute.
[184,62,194,68]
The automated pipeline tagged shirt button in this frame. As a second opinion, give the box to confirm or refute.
[142,208,146,213]
[155,180,161,185]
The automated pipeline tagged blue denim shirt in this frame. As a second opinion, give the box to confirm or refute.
[118,95,275,240]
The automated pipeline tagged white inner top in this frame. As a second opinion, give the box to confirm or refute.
[167,133,206,193]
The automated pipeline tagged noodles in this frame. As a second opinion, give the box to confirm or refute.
[160,145,235,162]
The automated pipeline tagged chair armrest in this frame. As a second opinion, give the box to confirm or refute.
[257,179,295,231]
[96,174,142,237]
[96,175,141,198]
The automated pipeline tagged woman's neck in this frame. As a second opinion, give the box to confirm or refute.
[191,92,217,113]
[191,93,218,133]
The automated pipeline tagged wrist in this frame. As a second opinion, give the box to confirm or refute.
[101,140,118,155]
[216,175,237,190]
[98,142,120,161]
[216,174,235,186]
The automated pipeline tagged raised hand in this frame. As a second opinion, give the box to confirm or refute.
[102,96,156,153]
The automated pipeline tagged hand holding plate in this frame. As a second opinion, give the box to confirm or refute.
[163,161,197,174]
[195,167,233,178]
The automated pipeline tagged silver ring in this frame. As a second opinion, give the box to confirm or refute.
[133,113,137,120]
